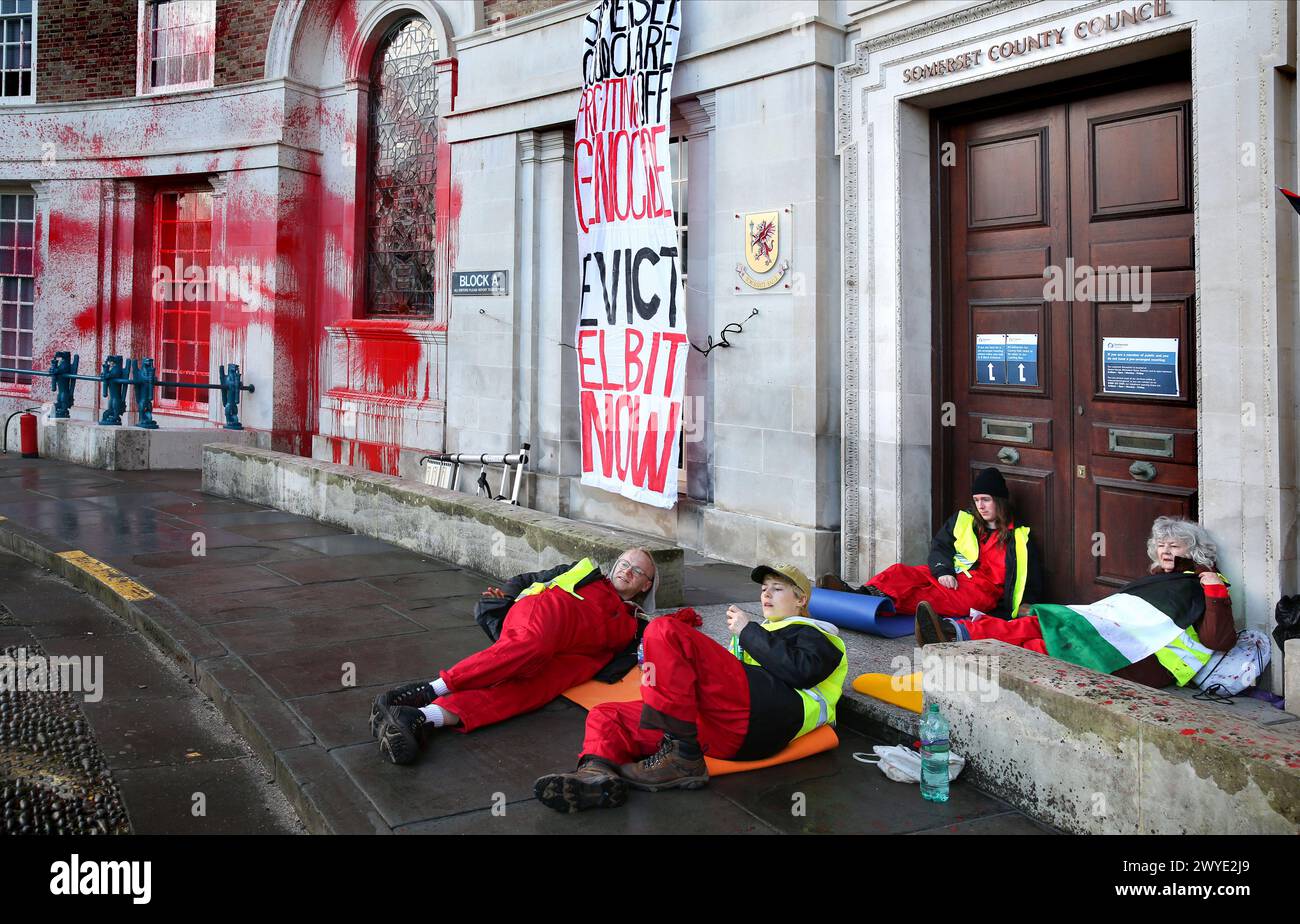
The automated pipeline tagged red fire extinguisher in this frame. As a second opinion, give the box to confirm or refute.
[19,410,37,458]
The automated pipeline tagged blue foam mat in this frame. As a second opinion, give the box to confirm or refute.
[809,587,916,638]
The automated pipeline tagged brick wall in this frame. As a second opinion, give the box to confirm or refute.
[214,0,276,87]
[483,0,569,26]
[36,0,137,103]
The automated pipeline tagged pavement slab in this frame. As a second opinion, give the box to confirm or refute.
[241,628,488,699]
[0,457,1065,834]
[206,603,425,657]
[115,758,297,835]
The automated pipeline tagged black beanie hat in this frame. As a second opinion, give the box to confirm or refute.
[972,467,1010,499]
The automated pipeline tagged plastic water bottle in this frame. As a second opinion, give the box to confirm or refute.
[919,703,950,803]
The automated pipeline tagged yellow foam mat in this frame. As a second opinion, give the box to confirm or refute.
[564,667,839,774]
[851,671,923,713]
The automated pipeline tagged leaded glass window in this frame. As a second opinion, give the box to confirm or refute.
[366,17,438,316]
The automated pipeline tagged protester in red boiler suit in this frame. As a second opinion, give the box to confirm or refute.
[820,467,1043,620]
[370,548,658,765]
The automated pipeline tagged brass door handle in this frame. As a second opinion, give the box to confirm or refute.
[997,447,1020,465]
[1129,460,1157,482]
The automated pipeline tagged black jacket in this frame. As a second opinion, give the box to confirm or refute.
[473,561,642,683]
[925,512,1043,619]
[732,620,844,761]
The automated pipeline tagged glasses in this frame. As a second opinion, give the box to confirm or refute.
[614,558,651,580]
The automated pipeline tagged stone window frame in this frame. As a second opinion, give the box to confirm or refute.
[0,0,36,105]
[150,187,215,414]
[135,0,216,97]
[0,187,36,390]
[363,14,441,318]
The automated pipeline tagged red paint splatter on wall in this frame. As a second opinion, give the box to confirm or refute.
[72,307,97,336]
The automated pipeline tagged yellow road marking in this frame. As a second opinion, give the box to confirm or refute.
[57,550,155,602]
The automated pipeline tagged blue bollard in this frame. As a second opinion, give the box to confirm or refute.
[126,357,159,430]
[218,363,246,430]
[99,355,127,426]
[49,351,78,419]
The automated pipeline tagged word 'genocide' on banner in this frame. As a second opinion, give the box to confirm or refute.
[575,0,685,509]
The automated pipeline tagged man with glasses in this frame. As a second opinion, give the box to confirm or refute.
[372,548,658,765]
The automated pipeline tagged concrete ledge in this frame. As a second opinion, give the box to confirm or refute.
[201,443,685,607]
[40,417,263,470]
[923,640,1300,834]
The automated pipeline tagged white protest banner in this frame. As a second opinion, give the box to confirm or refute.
[575,0,685,509]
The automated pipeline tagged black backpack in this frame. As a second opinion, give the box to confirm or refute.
[1272,594,1300,650]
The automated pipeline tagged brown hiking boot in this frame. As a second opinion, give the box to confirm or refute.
[533,757,628,813]
[914,601,957,647]
[619,736,709,792]
[817,573,855,593]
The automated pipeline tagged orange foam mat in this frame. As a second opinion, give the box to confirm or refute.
[851,671,923,714]
[563,668,840,775]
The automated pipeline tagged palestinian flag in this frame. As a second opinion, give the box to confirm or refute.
[1029,572,1206,675]
[1282,187,1300,215]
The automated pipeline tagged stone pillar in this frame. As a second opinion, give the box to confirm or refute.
[527,129,576,516]
[678,93,716,503]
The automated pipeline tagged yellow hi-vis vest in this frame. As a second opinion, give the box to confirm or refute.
[1152,575,1226,685]
[728,616,849,738]
[952,511,1031,617]
[516,558,599,602]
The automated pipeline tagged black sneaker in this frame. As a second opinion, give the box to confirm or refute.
[370,681,437,738]
[534,758,628,814]
[378,706,431,765]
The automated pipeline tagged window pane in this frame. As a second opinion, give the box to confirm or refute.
[366,17,439,317]
[0,196,12,219]
[16,194,31,220]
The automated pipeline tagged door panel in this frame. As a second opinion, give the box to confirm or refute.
[942,76,1195,604]
[946,106,1074,600]
[1069,81,1196,599]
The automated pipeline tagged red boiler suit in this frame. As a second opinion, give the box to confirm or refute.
[438,577,637,732]
[867,527,1007,617]
[580,618,752,764]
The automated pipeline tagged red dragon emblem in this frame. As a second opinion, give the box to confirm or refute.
[749,219,776,266]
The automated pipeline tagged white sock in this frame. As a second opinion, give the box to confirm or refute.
[419,704,448,727]
[431,677,449,697]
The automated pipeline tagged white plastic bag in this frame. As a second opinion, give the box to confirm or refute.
[853,745,965,784]
[1191,628,1272,695]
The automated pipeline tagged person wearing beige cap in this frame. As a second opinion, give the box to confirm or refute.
[533,562,848,814]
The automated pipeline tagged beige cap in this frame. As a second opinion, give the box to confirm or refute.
[750,563,812,600]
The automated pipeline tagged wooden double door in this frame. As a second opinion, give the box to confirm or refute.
[940,74,1197,604]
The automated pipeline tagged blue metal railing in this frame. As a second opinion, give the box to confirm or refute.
[0,351,254,430]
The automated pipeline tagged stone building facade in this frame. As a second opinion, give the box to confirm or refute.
[0,0,1294,685]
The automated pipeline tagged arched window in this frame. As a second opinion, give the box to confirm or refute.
[365,17,439,316]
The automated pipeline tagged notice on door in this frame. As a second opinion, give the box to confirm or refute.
[975,334,1007,385]
[1101,337,1179,397]
[975,333,1038,386]
[1005,334,1038,386]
